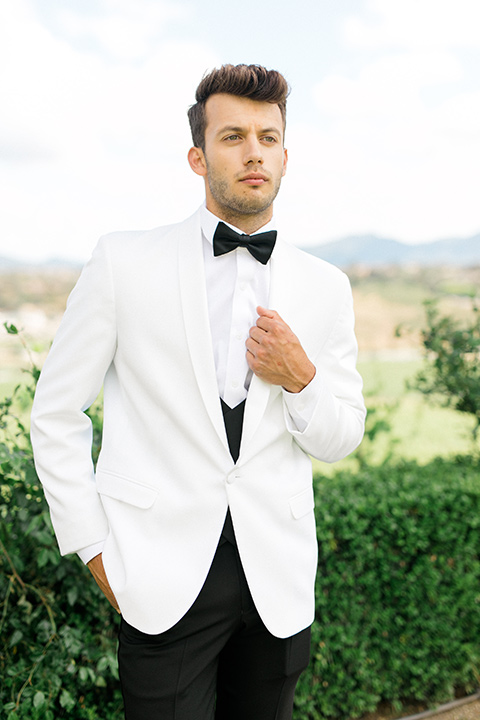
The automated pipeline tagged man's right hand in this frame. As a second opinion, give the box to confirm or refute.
[87,553,121,613]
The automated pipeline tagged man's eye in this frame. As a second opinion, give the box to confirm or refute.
[262,136,277,143]
[225,134,240,141]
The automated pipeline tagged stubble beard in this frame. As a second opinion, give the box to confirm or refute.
[205,163,282,226]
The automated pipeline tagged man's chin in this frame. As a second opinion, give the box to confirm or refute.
[230,191,278,216]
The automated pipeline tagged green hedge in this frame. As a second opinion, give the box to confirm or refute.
[1,374,122,719]
[294,457,480,719]
[2,364,480,717]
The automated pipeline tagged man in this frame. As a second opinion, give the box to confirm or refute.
[31,64,365,720]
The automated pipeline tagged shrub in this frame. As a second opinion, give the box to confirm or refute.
[411,300,480,441]
[295,457,480,719]
[0,325,122,719]
[3,326,480,719]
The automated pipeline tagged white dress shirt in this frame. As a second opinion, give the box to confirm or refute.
[78,205,320,564]
[201,204,320,428]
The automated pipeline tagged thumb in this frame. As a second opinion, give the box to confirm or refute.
[256,305,276,318]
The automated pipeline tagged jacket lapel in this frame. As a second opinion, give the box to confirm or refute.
[177,217,302,461]
[241,238,294,453]
[177,211,229,451]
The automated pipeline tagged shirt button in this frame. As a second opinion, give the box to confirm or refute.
[231,380,239,389]
[240,282,247,291]
[235,332,242,341]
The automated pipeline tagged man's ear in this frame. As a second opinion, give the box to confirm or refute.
[282,148,288,177]
[188,146,207,177]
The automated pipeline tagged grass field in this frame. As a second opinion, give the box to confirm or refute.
[2,355,476,471]
[359,359,475,458]
[312,358,477,475]
[1,265,478,469]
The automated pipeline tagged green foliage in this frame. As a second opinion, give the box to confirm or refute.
[352,396,398,469]
[1,325,121,719]
[412,300,480,441]
[294,457,480,719]
[3,325,480,719]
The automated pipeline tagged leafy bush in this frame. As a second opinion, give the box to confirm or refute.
[295,457,480,719]
[411,300,480,441]
[3,325,480,719]
[1,325,122,719]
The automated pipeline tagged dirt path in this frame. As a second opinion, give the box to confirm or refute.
[435,698,480,719]
[365,697,480,720]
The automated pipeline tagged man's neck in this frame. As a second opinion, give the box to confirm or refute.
[206,205,273,235]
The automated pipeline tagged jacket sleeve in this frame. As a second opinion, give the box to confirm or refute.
[283,275,366,462]
[30,237,116,555]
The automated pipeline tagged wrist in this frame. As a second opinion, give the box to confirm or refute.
[283,363,316,394]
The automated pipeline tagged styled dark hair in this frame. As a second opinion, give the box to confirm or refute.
[187,64,290,150]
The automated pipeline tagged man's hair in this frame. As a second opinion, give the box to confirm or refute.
[187,64,290,150]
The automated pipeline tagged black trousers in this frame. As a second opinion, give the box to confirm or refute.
[118,531,311,720]
[118,400,311,718]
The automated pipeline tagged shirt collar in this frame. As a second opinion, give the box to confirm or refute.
[200,203,277,247]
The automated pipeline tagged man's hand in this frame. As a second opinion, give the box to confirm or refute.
[246,306,316,393]
[87,553,120,613]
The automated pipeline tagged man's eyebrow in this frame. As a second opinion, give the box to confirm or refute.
[216,125,282,136]
[216,126,243,135]
[259,127,282,136]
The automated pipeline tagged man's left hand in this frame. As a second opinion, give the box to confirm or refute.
[246,306,315,393]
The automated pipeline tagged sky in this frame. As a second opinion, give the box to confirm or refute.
[1,0,479,262]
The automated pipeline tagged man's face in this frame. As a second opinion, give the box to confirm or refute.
[188,93,288,229]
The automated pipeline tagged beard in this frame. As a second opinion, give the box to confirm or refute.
[205,161,283,220]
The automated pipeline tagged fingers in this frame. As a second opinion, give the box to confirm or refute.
[246,323,274,360]
[255,316,273,333]
[245,336,259,359]
[248,325,265,344]
[256,306,280,331]
[247,308,288,360]
[246,307,315,392]
[88,553,121,613]
[251,309,292,346]
[256,305,275,318]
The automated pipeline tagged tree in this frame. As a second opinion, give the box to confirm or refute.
[412,300,480,441]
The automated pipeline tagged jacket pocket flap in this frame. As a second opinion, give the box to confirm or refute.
[289,487,315,519]
[96,471,158,509]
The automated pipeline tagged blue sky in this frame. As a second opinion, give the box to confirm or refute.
[1,0,479,261]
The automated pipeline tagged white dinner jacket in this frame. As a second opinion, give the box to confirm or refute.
[31,207,366,637]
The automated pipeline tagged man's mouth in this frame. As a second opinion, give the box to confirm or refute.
[239,173,269,186]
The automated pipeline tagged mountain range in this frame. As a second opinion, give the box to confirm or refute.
[1,233,479,271]
[303,234,480,268]
[0,256,81,272]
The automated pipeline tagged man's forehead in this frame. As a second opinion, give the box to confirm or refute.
[204,93,283,130]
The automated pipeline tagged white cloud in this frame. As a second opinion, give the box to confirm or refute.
[57,0,188,61]
[286,41,480,245]
[287,0,480,246]
[0,0,219,260]
[1,0,478,259]
[314,51,462,118]
[345,0,480,49]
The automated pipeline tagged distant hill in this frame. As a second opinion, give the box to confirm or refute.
[2,232,480,271]
[304,234,480,267]
[0,256,81,272]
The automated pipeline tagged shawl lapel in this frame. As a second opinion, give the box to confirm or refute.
[177,211,229,453]
[177,216,302,462]
[241,237,295,453]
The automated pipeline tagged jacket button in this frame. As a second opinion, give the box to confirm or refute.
[226,473,237,484]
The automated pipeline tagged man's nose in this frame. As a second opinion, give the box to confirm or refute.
[243,137,263,165]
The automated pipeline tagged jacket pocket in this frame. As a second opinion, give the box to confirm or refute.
[96,470,158,509]
[289,486,315,519]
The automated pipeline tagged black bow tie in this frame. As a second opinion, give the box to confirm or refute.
[213,222,277,265]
